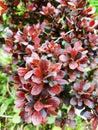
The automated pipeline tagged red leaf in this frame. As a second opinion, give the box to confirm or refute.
[24,70,33,80]
[59,55,68,62]
[50,85,62,94]
[15,98,25,108]
[70,98,77,106]
[68,107,75,119]
[47,107,57,116]
[34,37,40,48]
[69,61,78,70]
[50,63,62,72]
[13,76,21,83]
[16,91,25,98]
[84,99,94,108]
[89,20,95,27]
[34,68,42,77]
[70,49,78,59]
[39,59,49,72]
[17,67,28,76]
[5,40,13,49]
[32,111,42,126]
[0,1,7,15]
[31,76,42,84]
[79,56,88,64]
[88,85,95,93]
[31,84,43,95]
[74,41,82,51]
[77,66,85,72]
[55,79,68,85]
[46,97,61,107]
[13,0,20,6]
[34,101,44,112]
[92,118,97,130]
[83,111,93,120]
[96,88,98,96]
[26,45,34,54]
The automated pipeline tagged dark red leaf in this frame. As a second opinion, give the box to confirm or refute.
[16,91,25,98]
[46,97,61,107]
[39,59,49,72]
[5,40,13,49]
[13,76,21,83]
[79,56,88,64]
[34,101,44,112]
[31,84,43,95]
[32,111,42,126]
[13,0,20,6]
[47,107,57,116]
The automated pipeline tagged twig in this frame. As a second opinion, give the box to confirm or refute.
[54,36,62,43]
[54,29,74,43]
[0,115,12,118]
[6,79,14,98]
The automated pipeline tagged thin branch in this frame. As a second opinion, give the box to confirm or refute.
[6,79,14,98]
[54,36,62,43]
[0,115,12,118]
[54,29,74,43]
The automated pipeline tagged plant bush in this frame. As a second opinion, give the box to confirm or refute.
[0,0,98,130]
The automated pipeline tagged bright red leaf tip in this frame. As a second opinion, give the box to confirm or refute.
[89,20,96,28]
[32,111,42,126]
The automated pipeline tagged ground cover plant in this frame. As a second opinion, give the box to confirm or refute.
[0,0,98,130]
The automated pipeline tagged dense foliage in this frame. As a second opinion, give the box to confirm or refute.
[0,0,98,130]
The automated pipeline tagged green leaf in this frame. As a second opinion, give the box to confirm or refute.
[47,116,56,124]
[12,114,20,123]
[52,126,62,130]
[0,98,14,115]
[24,125,35,130]
[0,103,9,115]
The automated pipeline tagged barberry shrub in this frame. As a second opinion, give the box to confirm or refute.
[0,0,98,129]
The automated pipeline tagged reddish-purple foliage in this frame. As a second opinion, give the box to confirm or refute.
[1,0,98,129]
